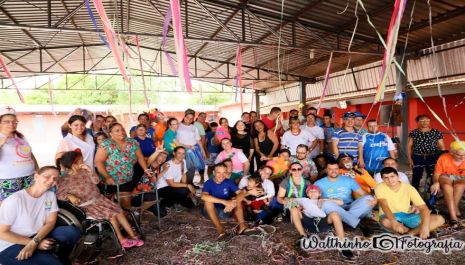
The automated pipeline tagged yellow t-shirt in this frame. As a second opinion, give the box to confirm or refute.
[374,182,425,215]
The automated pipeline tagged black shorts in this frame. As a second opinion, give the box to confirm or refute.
[98,181,136,194]
[302,215,330,233]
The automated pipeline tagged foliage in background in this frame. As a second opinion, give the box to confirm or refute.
[0,74,234,105]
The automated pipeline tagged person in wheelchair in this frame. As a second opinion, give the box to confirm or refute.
[0,166,80,265]
[56,150,144,249]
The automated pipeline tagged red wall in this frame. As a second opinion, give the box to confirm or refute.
[281,93,465,149]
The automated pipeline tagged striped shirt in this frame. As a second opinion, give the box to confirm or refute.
[332,129,362,159]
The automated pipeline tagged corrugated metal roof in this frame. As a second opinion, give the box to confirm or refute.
[0,0,464,92]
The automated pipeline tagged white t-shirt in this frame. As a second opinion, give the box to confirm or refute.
[281,130,315,156]
[0,133,35,179]
[238,177,275,198]
[300,125,324,158]
[0,190,59,252]
[176,123,200,146]
[294,198,326,218]
[157,160,187,189]
[56,133,96,170]
[374,171,410,184]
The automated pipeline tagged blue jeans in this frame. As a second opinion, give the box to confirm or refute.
[322,195,374,228]
[0,226,81,265]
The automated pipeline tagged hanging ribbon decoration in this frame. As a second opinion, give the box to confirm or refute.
[135,35,150,108]
[373,0,407,103]
[92,0,130,83]
[234,45,244,112]
[358,0,463,145]
[316,51,333,113]
[0,54,25,103]
[47,75,57,119]
[169,0,192,93]
[162,8,178,76]
[84,0,109,49]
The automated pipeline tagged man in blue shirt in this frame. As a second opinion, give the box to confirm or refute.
[201,163,257,239]
[362,120,396,175]
[315,161,376,237]
[332,112,364,166]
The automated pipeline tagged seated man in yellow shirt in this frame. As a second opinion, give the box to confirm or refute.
[375,167,445,239]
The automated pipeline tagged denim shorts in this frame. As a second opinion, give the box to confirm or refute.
[0,175,35,201]
[381,212,421,229]
[201,204,233,220]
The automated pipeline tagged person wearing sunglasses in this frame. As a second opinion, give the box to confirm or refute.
[315,161,377,238]
[290,145,318,182]
[275,162,311,216]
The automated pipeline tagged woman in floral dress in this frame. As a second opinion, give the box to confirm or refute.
[95,122,153,209]
[56,150,144,249]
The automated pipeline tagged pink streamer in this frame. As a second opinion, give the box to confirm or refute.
[170,0,192,93]
[316,52,333,113]
[374,0,407,102]
[162,8,178,76]
[135,35,150,108]
[0,54,25,103]
[92,0,130,83]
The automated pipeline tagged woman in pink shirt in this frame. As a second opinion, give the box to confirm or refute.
[215,138,250,178]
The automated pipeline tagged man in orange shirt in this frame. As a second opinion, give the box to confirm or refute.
[431,141,465,225]
[261,107,284,138]
[338,154,376,198]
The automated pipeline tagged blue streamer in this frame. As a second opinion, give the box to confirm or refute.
[85,0,110,49]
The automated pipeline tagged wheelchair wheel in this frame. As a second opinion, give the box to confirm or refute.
[57,208,83,232]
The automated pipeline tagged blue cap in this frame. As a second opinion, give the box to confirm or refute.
[353,111,367,118]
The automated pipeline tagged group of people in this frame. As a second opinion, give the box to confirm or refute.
[0,104,464,263]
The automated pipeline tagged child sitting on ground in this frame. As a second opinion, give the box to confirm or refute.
[375,167,445,239]
[292,185,344,234]
[243,174,271,223]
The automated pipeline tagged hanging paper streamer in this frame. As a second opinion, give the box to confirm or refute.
[47,75,57,119]
[234,45,244,112]
[170,0,192,93]
[373,0,407,103]
[0,54,24,103]
[316,52,333,113]
[427,0,457,138]
[135,35,150,108]
[250,81,255,112]
[358,0,462,144]
[162,8,178,76]
[92,0,130,83]
[84,0,109,49]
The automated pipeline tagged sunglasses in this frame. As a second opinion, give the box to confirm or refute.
[290,168,303,172]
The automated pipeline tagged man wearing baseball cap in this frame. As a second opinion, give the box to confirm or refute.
[332,112,365,167]
[353,111,367,135]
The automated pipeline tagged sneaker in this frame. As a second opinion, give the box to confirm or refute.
[358,223,374,238]
[133,238,144,247]
[339,249,356,262]
[120,238,138,249]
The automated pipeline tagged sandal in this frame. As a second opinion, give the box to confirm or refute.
[238,227,261,236]
[449,219,459,228]
[216,232,230,241]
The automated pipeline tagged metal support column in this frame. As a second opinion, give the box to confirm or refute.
[396,55,409,163]
[255,91,260,116]
[299,78,307,116]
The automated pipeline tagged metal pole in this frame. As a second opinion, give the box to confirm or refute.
[300,78,307,116]
[255,91,260,116]
[396,55,409,163]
